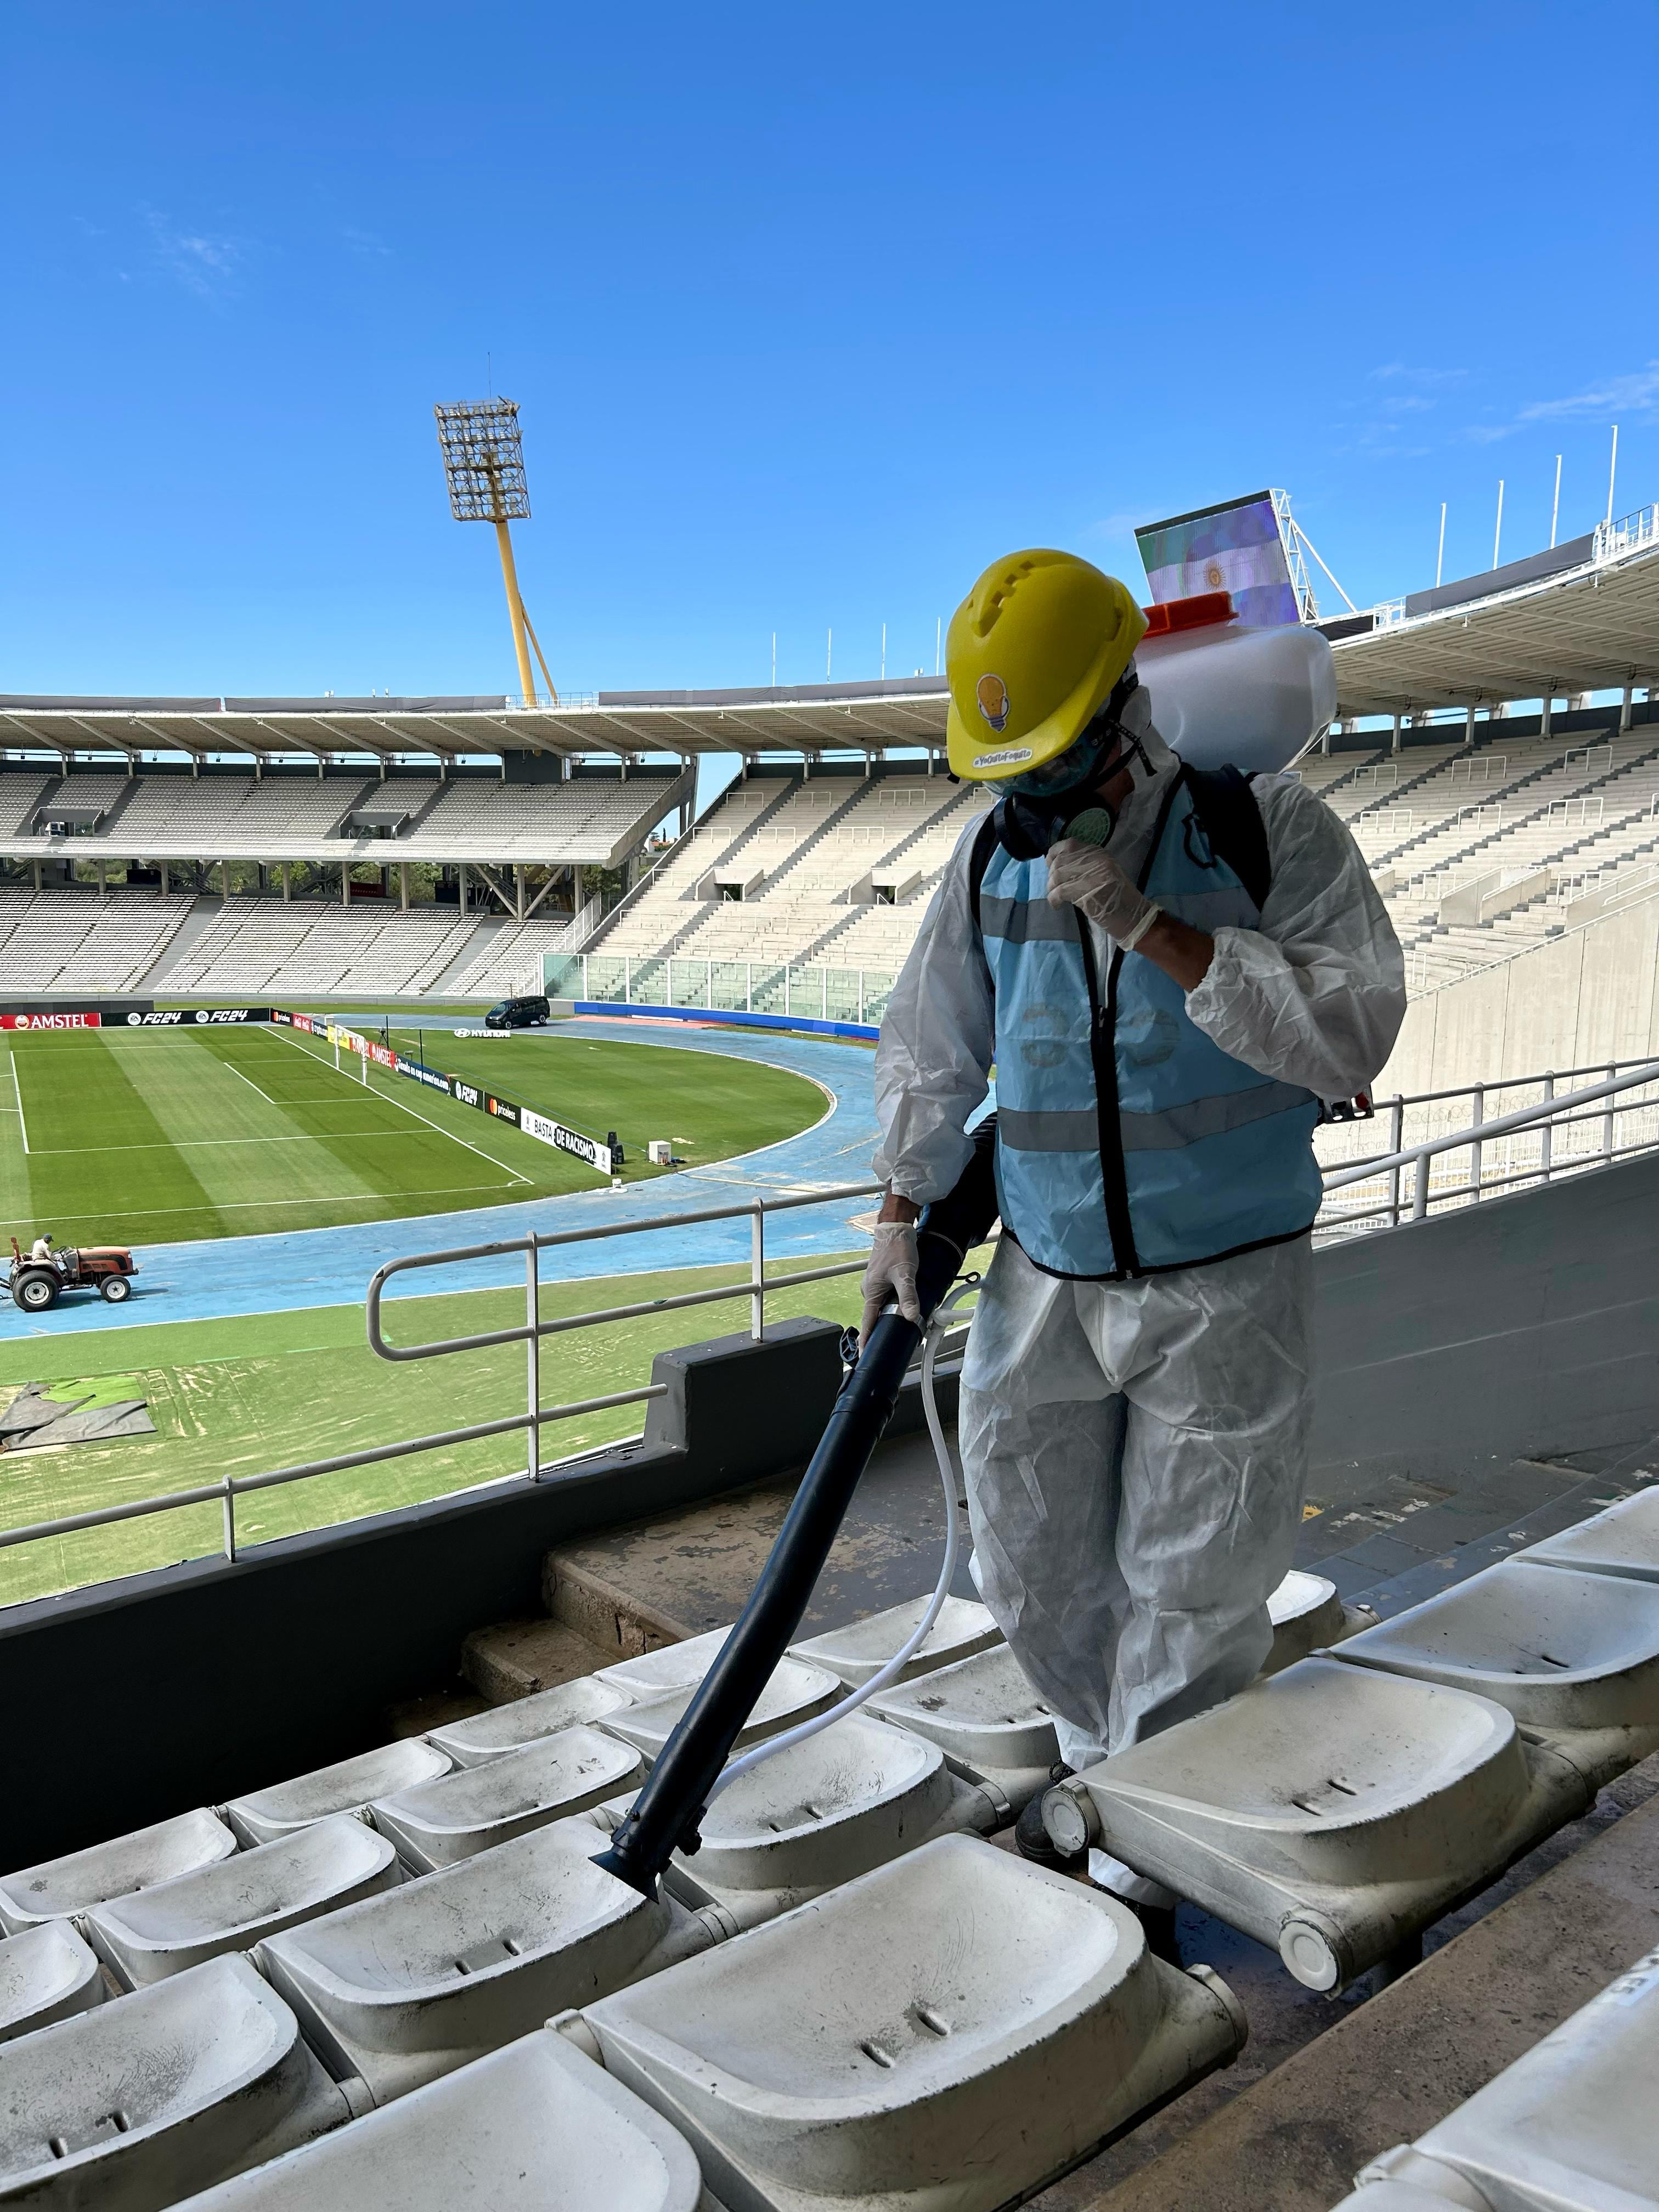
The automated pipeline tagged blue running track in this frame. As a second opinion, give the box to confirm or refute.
[0,1020,892,1343]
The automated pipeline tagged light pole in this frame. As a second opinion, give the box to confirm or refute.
[433,398,557,708]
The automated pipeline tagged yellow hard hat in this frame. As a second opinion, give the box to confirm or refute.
[944,550,1148,782]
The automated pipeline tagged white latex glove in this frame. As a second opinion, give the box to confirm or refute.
[860,1221,922,1345]
[1045,838,1161,949]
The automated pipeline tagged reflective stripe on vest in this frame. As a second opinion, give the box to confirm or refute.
[980,775,1323,1279]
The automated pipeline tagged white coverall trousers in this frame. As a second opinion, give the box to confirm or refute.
[959,1231,1313,1769]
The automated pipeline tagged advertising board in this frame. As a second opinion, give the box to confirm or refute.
[1136,491,1302,629]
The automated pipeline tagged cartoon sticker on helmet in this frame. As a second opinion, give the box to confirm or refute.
[976,673,1011,732]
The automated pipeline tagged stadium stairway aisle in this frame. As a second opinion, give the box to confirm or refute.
[0,1019,891,1340]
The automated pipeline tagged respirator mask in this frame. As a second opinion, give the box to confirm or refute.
[992,667,1155,861]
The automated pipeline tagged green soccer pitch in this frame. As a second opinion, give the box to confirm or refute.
[0,1022,827,1249]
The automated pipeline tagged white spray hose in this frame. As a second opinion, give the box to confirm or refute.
[706,1279,978,1799]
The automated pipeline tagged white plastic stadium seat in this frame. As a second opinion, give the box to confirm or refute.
[865,1640,1060,1810]
[1331,1555,1659,1788]
[255,1816,719,2106]
[571,1832,1246,2212]
[647,1713,1002,1932]
[1263,1568,1375,1676]
[789,1594,1003,1689]
[1334,1943,1659,2210]
[1517,1483,1659,1585]
[594,1624,736,1695]
[602,1660,840,1766]
[0,1953,352,2209]
[424,1674,633,1767]
[162,2030,704,2212]
[222,1739,453,1847]
[0,1923,105,2045]
[0,1808,238,1935]
[1043,1656,1593,1993]
[369,1726,645,1871]
[82,1815,400,1988]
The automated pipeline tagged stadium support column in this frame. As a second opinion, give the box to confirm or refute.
[160,860,169,896]
[399,862,409,911]
[1465,706,1476,748]
[281,861,291,902]
[1622,684,1634,731]
[342,862,350,907]
[514,863,525,920]
[1391,713,1402,757]
[459,862,468,915]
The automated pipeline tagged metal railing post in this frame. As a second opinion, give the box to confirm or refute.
[527,1243,541,1479]
[1388,1096,1404,1225]
[1413,1154,1431,1220]
[746,963,753,1013]
[1604,1063,1617,1162]
[751,1201,765,1342]
[222,1478,236,1562]
[1541,1073,1554,1180]
[1471,1084,1485,1199]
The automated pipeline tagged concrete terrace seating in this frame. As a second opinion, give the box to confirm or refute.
[162,905,480,998]
[1334,1941,1659,2210]
[166,2029,706,2212]
[82,1816,400,1989]
[0,1808,238,1936]
[571,1833,1246,2212]
[255,1817,717,2105]
[1044,1655,1593,1993]
[0,1923,104,2045]
[0,888,195,991]
[0,1953,352,2209]
[368,1726,645,1871]
[223,1739,453,1847]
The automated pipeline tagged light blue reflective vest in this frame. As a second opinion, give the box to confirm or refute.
[976,774,1322,1279]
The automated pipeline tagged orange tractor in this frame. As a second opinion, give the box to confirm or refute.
[7,1239,137,1312]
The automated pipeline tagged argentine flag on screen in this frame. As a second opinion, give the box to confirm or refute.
[1136,493,1302,629]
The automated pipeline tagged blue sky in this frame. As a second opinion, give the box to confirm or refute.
[5,0,1654,706]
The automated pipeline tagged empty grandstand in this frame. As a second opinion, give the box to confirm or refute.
[0,511,1654,1012]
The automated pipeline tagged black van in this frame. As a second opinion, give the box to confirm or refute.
[484,994,551,1030]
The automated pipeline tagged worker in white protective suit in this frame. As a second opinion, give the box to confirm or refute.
[861,550,1405,1955]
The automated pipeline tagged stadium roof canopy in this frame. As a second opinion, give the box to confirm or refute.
[0,675,951,765]
[1327,508,1659,717]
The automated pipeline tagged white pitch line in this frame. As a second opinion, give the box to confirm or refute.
[9,1052,28,1155]
[225,1060,283,1108]
[34,1130,428,1155]
[21,1181,514,1224]
[269,1027,533,1187]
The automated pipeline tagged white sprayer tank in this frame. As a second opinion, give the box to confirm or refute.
[1136,607,1336,778]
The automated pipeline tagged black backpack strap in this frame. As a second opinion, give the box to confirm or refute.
[1181,763,1272,913]
[966,804,1003,941]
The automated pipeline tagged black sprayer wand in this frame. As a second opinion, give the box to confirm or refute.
[593,1115,1000,1899]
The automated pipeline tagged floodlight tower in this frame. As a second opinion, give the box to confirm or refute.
[433,398,557,707]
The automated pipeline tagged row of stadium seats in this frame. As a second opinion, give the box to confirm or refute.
[2,1485,1653,2207]
[0,771,679,866]
[0,887,197,991]
[162,905,479,998]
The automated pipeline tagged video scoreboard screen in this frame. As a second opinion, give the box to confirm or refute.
[1136,492,1301,629]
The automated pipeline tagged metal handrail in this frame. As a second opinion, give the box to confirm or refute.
[8,1060,1659,1589]
[1322,1059,1659,1221]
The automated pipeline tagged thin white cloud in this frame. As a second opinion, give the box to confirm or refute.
[1518,362,1659,421]
[144,208,244,295]
[1368,364,1468,388]
[342,226,393,259]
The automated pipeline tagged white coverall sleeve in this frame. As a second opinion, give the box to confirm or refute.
[1182,772,1406,1100]
[872,832,996,1205]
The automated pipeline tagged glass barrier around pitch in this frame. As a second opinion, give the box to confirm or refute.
[543,953,896,1025]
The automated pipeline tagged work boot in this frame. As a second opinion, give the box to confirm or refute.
[1014,1763,1082,1870]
